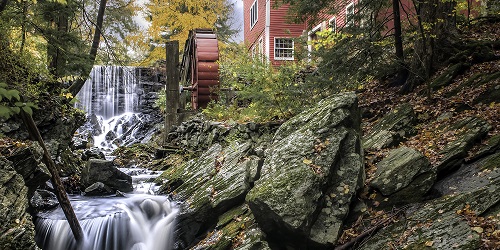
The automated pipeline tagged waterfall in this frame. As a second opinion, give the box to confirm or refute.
[73,65,156,153]
[75,65,139,119]
[35,195,178,250]
[41,66,175,250]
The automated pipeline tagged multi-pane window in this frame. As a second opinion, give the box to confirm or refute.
[250,0,258,29]
[274,38,294,60]
[329,17,337,33]
[346,3,355,27]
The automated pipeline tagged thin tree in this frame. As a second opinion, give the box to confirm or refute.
[390,0,408,86]
[68,0,107,97]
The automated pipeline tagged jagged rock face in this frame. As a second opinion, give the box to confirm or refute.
[191,204,270,250]
[81,159,133,193]
[360,176,500,250]
[370,147,436,204]
[363,103,417,150]
[0,157,37,249]
[157,142,261,249]
[246,92,364,248]
[436,116,491,175]
[7,142,51,195]
[166,116,280,155]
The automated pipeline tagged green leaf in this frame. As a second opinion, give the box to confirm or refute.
[0,105,11,118]
[0,95,2,102]
[27,103,38,109]
[15,102,25,107]
[22,106,33,116]
[0,82,7,88]
[0,88,7,97]
[7,90,20,101]
[11,107,20,114]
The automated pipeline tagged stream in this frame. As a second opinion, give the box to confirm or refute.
[34,66,176,250]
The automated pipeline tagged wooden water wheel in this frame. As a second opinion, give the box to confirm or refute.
[180,29,220,110]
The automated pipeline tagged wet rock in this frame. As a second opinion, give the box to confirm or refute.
[88,113,103,136]
[370,147,436,204]
[81,159,133,192]
[433,151,500,196]
[246,92,364,248]
[363,103,417,150]
[436,116,491,175]
[84,182,114,196]
[72,137,89,150]
[81,147,106,161]
[0,157,37,249]
[105,130,117,141]
[30,189,59,211]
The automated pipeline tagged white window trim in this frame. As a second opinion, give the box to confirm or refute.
[250,0,258,29]
[274,37,294,61]
[307,23,322,53]
[329,16,337,33]
[346,2,355,27]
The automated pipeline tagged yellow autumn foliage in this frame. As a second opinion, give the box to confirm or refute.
[144,0,228,64]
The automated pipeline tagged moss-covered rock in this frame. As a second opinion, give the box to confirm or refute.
[156,142,261,248]
[246,92,363,248]
[6,141,51,195]
[191,204,270,250]
[468,134,500,162]
[360,177,500,250]
[0,157,38,249]
[436,116,491,175]
[363,103,417,150]
[370,147,435,204]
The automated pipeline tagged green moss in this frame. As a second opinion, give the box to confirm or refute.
[478,152,500,170]
[430,63,469,90]
[217,204,249,228]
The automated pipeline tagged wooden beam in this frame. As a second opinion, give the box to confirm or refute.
[164,40,180,145]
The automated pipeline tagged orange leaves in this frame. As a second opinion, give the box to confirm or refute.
[457,204,500,249]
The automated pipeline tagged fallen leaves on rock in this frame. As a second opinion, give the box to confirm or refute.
[457,204,500,249]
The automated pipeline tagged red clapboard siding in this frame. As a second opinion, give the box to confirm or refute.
[269,3,306,65]
[244,0,266,46]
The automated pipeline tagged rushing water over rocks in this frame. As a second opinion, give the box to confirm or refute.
[35,194,177,250]
[34,65,174,250]
[35,167,176,250]
[72,65,162,154]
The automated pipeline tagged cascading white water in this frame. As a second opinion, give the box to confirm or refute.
[35,194,178,250]
[37,65,177,250]
[74,65,150,153]
[75,66,139,119]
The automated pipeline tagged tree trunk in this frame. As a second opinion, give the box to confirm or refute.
[47,4,70,77]
[19,110,84,243]
[68,0,107,97]
[390,0,409,87]
[404,0,457,93]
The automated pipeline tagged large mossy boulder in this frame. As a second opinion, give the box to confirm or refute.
[370,147,436,204]
[246,92,364,248]
[363,103,417,150]
[157,141,261,248]
[0,157,37,249]
[81,159,133,193]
